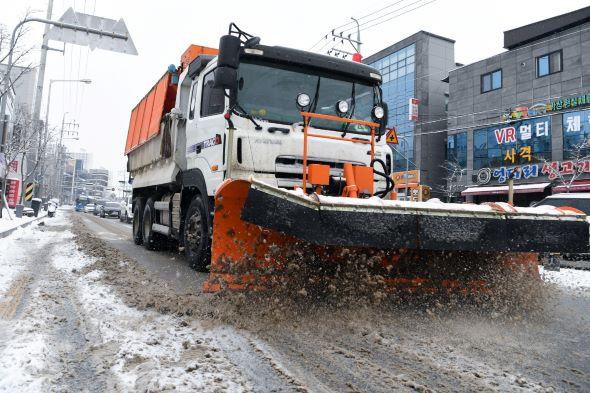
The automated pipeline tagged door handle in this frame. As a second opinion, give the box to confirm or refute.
[268,127,290,134]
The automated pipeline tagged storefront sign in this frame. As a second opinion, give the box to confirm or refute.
[5,178,20,208]
[408,98,419,122]
[476,159,590,184]
[551,92,590,112]
[392,170,420,187]
[501,103,550,122]
[500,92,590,123]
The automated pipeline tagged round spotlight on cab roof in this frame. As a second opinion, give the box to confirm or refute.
[372,105,385,121]
[296,93,311,109]
[336,100,349,116]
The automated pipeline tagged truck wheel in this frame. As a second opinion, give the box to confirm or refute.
[132,200,143,245]
[143,198,164,251]
[183,195,210,271]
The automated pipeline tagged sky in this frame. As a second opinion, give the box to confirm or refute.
[2,0,590,175]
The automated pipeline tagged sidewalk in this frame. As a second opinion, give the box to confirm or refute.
[0,208,47,239]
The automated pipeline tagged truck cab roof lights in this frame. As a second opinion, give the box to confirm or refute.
[244,48,263,55]
[369,72,381,81]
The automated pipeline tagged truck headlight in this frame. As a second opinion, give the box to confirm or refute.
[372,105,385,121]
[296,93,311,109]
[336,100,349,116]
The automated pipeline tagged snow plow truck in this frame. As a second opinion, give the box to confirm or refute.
[124,24,589,294]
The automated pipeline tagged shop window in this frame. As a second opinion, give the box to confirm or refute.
[446,132,467,167]
[537,51,562,78]
[563,108,590,159]
[481,69,502,93]
[473,117,552,170]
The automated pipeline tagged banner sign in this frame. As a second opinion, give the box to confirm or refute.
[501,92,590,122]
[408,98,420,122]
[5,178,20,208]
[477,159,590,184]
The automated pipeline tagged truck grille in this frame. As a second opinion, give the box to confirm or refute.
[274,155,364,188]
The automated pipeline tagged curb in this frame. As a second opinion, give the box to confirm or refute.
[0,214,48,240]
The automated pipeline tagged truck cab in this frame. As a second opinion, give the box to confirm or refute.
[178,45,392,197]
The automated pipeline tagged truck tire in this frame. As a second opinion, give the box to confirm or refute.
[183,195,210,271]
[142,198,164,251]
[132,200,143,245]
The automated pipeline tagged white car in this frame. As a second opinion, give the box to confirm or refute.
[84,203,95,213]
[119,197,133,223]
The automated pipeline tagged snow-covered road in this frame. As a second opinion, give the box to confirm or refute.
[1,211,590,392]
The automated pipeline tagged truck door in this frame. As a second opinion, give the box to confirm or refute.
[192,67,226,195]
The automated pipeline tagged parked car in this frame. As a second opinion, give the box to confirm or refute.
[100,201,122,218]
[534,193,590,268]
[533,193,590,214]
[119,197,133,223]
[84,203,95,213]
[93,200,106,216]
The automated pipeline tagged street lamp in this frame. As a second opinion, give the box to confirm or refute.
[44,78,91,131]
[39,78,91,197]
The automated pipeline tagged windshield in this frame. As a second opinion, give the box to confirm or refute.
[237,60,381,134]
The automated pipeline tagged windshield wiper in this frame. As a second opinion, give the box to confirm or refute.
[341,82,356,137]
[230,102,263,130]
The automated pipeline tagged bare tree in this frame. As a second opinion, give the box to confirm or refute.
[542,140,590,193]
[0,108,42,217]
[437,160,466,202]
[0,18,35,103]
[14,106,54,204]
[0,14,36,218]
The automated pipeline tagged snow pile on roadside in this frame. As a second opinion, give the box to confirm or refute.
[540,266,590,293]
[51,241,251,392]
[0,285,57,391]
[0,208,46,234]
[0,218,58,293]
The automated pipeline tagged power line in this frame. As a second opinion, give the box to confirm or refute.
[332,0,409,31]
[341,0,436,34]
[310,0,411,50]
[359,0,438,33]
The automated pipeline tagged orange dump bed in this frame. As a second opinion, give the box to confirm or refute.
[124,71,177,155]
[124,45,218,155]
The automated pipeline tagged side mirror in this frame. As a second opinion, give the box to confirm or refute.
[218,34,241,69]
[214,67,237,90]
[215,34,241,91]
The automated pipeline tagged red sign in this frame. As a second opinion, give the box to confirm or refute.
[408,98,420,121]
[8,160,18,172]
[494,126,517,144]
[5,178,20,208]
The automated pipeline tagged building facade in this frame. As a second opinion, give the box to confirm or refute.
[365,31,455,195]
[87,168,109,198]
[446,6,590,206]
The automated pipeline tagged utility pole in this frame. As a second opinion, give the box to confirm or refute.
[325,18,363,62]
[55,112,68,201]
[70,158,76,204]
[32,0,53,124]
[32,0,54,198]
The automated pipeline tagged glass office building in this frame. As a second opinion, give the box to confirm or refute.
[367,44,416,169]
[364,31,455,195]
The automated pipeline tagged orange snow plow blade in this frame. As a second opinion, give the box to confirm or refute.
[202,179,586,294]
